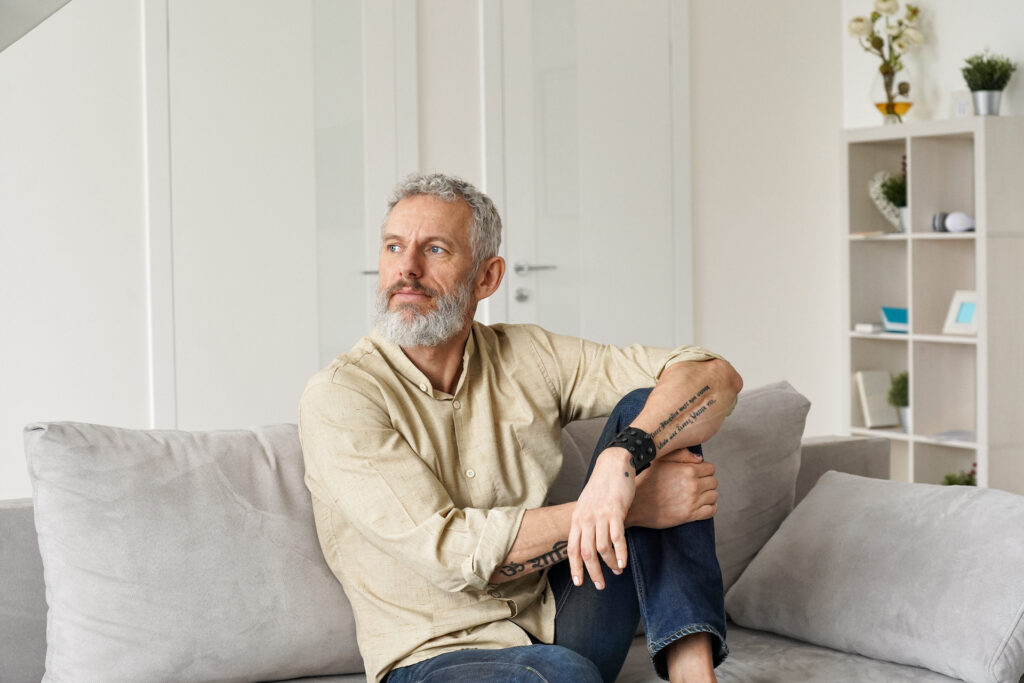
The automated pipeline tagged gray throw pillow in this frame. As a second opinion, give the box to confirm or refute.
[704,380,810,590]
[25,422,361,683]
[726,471,1024,683]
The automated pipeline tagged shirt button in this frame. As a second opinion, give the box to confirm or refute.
[465,469,476,479]
[418,383,427,392]
[452,399,462,410]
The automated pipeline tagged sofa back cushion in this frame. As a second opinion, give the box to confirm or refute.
[0,499,47,683]
[25,422,361,683]
[726,471,1024,683]
[556,380,811,590]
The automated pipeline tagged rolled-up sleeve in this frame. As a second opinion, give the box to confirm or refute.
[522,327,726,423]
[299,377,525,593]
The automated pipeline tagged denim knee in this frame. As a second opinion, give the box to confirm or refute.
[524,645,603,682]
[608,387,653,429]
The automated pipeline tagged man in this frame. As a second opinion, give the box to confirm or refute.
[299,173,742,683]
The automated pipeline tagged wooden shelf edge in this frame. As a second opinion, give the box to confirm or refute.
[850,427,910,441]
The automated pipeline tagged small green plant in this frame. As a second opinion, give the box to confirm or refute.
[942,463,977,486]
[962,51,1017,91]
[881,175,907,208]
[888,371,908,407]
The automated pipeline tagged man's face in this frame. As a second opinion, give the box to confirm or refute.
[374,195,477,346]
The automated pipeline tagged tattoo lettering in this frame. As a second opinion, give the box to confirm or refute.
[529,540,569,570]
[497,560,525,577]
[651,385,711,438]
[654,397,717,451]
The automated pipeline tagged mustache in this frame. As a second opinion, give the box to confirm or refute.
[384,279,441,298]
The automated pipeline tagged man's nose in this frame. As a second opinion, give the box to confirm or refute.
[397,248,422,280]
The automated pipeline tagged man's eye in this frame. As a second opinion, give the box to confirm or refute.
[386,244,400,253]
[429,246,445,254]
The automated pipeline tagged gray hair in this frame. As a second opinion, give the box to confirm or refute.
[385,173,502,272]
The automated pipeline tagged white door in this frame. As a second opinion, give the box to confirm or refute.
[495,0,695,349]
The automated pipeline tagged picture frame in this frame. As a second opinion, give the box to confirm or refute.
[943,290,978,335]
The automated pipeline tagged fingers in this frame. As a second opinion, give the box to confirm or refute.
[567,525,583,587]
[581,529,605,590]
[610,516,628,573]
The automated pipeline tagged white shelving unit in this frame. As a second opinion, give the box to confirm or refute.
[841,117,1024,494]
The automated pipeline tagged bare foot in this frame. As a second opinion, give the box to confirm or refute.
[666,632,716,683]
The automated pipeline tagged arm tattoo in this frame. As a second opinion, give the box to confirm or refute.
[496,540,569,578]
[650,385,715,450]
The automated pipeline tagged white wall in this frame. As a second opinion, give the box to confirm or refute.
[842,0,1024,128]
[0,0,323,498]
[689,0,844,437]
[0,0,151,499]
[167,0,320,430]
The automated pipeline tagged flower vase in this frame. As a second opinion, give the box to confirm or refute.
[871,64,913,124]
[972,90,1002,116]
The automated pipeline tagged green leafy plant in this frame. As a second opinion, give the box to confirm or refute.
[881,174,907,208]
[888,371,908,407]
[942,463,977,486]
[962,51,1017,91]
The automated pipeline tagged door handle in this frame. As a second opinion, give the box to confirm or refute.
[513,262,558,276]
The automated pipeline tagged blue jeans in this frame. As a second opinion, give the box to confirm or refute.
[386,388,727,682]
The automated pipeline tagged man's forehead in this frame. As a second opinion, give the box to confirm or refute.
[384,195,473,239]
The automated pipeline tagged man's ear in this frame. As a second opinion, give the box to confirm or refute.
[474,256,505,300]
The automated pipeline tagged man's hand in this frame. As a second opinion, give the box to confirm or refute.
[567,447,636,590]
[627,450,718,529]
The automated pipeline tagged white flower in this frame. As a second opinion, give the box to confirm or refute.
[886,25,901,36]
[875,0,900,16]
[903,27,925,45]
[848,16,873,37]
[894,36,910,51]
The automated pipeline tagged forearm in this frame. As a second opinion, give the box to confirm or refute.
[488,502,575,584]
[630,359,743,456]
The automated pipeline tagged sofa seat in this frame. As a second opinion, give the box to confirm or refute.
[278,626,962,683]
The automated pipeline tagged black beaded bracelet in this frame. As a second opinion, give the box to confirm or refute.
[607,426,657,475]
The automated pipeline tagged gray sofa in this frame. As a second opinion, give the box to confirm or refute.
[3,381,1023,683]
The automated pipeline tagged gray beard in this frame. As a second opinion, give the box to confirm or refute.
[374,280,471,348]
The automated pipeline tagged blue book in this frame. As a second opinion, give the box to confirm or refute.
[881,306,908,333]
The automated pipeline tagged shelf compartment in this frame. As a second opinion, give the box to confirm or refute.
[912,443,977,486]
[911,238,975,336]
[849,240,907,330]
[908,134,975,235]
[847,139,906,236]
[912,341,976,437]
[850,337,908,431]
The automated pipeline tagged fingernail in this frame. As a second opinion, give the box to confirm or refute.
[612,569,622,576]
[618,559,626,569]
[572,575,581,586]
[595,582,604,590]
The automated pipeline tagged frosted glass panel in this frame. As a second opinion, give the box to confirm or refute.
[313,0,368,365]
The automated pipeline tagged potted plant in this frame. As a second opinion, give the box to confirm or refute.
[888,371,909,431]
[962,51,1017,116]
[848,1,924,124]
[942,463,977,486]
[880,155,908,231]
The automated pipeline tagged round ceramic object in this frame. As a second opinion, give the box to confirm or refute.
[945,211,975,233]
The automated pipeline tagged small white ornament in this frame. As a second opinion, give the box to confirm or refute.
[945,211,975,232]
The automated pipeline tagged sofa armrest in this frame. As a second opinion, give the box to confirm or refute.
[0,498,47,683]
[795,436,890,506]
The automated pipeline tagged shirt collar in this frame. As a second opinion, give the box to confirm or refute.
[369,322,480,399]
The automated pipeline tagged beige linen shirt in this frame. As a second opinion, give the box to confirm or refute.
[298,321,722,682]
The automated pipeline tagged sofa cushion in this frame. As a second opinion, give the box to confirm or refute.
[555,381,810,592]
[25,422,361,683]
[725,471,1024,683]
[0,499,47,683]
